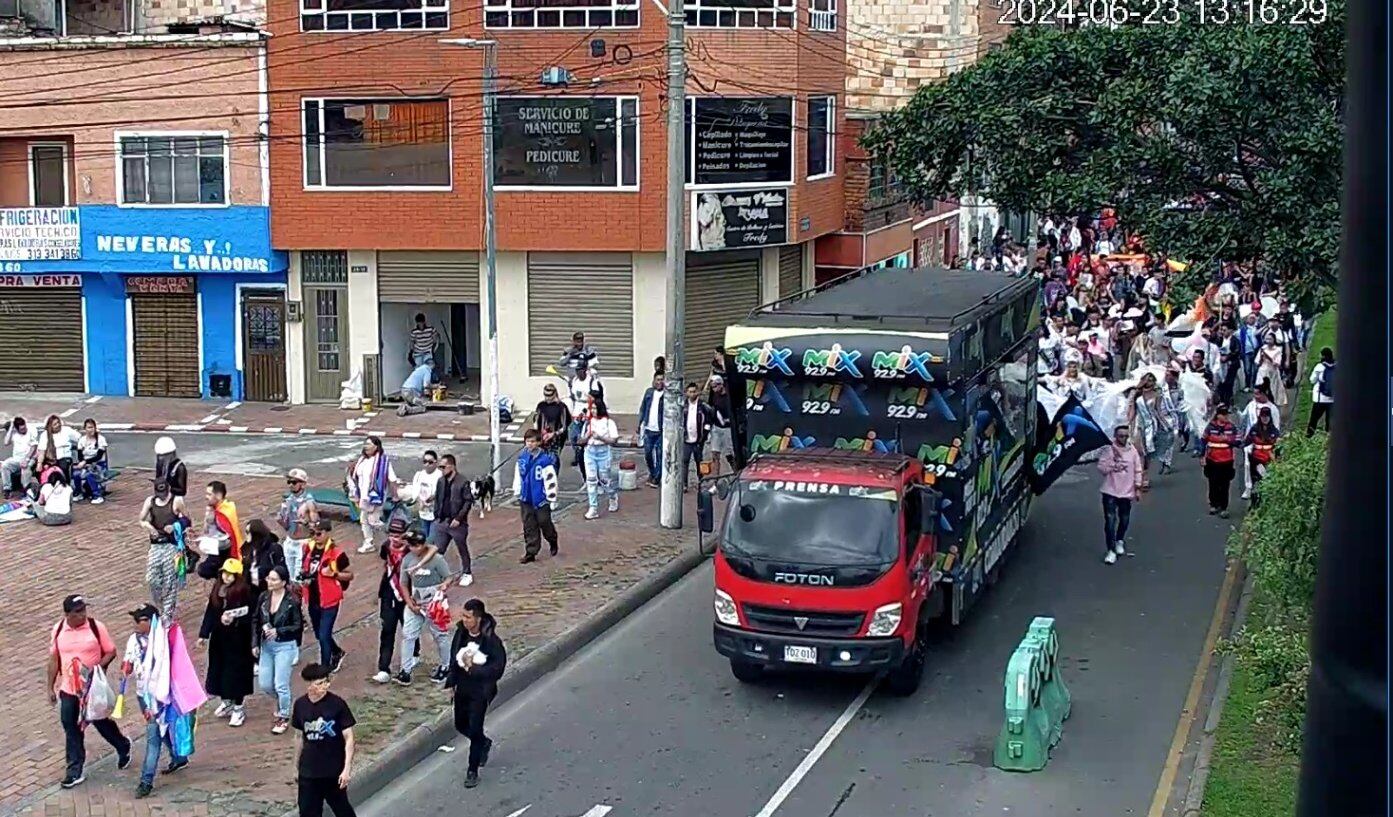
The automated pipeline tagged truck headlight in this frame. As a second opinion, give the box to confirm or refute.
[866,602,903,637]
[714,589,740,626]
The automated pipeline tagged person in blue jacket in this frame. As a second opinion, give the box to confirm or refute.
[513,429,560,564]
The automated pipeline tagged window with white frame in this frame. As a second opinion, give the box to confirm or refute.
[119,135,227,206]
[685,0,794,28]
[809,0,835,30]
[806,96,834,179]
[493,96,639,189]
[29,143,68,207]
[303,99,451,189]
[300,0,447,31]
[484,0,638,28]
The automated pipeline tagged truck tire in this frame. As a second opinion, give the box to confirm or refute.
[730,659,764,684]
[884,625,927,696]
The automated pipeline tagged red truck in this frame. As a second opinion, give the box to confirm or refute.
[699,267,1041,695]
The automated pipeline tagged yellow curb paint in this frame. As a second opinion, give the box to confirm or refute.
[1148,558,1241,817]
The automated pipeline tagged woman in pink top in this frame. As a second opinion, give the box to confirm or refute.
[1097,424,1143,564]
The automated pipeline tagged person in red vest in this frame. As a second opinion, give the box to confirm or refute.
[1243,406,1280,509]
[1201,404,1242,518]
[301,520,353,673]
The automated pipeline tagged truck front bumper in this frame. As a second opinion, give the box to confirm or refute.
[713,623,905,671]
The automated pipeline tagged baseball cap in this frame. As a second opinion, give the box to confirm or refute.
[314,519,333,533]
[62,594,87,613]
[220,558,244,576]
[387,516,409,535]
[286,468,309,484]
[128,603,158,621]
[404,529,427,546]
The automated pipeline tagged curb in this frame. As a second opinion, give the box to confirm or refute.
[1181,569,1257,817]
[277,544,709,817]
[99,422,645,449]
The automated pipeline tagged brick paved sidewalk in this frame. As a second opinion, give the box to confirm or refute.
[6,467,691,817]
[0,393,644,447]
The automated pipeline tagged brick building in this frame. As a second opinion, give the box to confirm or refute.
[0,5,287,399]
[267,1,847,408]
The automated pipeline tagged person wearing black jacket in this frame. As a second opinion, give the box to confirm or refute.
[444,598,507,789]
[706,375,734,477]
[153,436,188,498]
[680,383,712,490]
[245,519,288,604]
[531,384,572,455]
[429,454,475,587]
[253,565,303,735]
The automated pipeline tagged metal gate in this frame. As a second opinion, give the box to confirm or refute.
[241,291,287,402]
[778,244,803,298]
[0,287,84,391]
[684,251,761,384]
[377,251,480,303]
[131,291,201,398]
[526,252,634,377]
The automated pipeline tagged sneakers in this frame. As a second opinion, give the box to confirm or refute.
[331,650,347,674]
[1218,509,1230,519]
[464,770,480,788]
[214,700,233,718]
[91,497,105,505]
[164,758,189,775]
[117,751,132,770]
[61,773,85,789]
[1207,506,1218,515]
[1103,551,1118,565]
[371,670,391,684]
[1241,489,1251,500]
[520,554,536,564]
[549,541,559,557]
[458,573,474,587]
[608,496,620,513]
[393,670,413,686]
[271,718,289,735]
[430,666,449,684]
[584,508,599,520]
[136,782,153,798]
[229,706,246,727]
[646,479,659,488]
[1114,540,1126,556]
[357,543,376,554]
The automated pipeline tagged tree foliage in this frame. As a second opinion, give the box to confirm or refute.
[863,15,1345,311]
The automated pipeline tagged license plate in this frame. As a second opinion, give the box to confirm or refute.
[783,645,817,664]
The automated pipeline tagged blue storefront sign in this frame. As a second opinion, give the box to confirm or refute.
[1,205,288,399]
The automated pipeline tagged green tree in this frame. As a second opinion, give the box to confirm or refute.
[863,15,1345,312]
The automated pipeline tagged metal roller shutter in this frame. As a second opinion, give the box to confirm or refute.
[527,253,634,378]
[0,289,84,391]
[778,244,803,298]
[684,252,761,384]
[131,293,201,397]
[378,251,481,303]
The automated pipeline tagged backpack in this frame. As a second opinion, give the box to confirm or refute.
[1318,363,1335,399]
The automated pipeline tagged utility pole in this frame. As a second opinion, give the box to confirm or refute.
[440,37,501,475]
[659,0,686,529]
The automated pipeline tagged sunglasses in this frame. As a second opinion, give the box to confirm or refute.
[423,459,437,465]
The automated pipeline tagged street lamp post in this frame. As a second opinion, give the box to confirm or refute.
[440,37,501,475]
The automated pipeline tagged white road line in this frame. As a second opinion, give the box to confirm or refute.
[298,428,318,435]
[228,426,249,433]
[224,401,241,410]
[751,679,878,817]
[103,422,133,430]
[198,414,220,424]
[263,427,283,434]
[84,395,102,404]
[165,424,205,432]
[333,429,352,435]
[59,408,79,418]
[402,432,422,439]
[501,807,531,817]
[579,807,613,817]
[435,433,456,440]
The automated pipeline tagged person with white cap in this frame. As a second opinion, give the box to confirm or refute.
[278,468,320,583]
[153,436,187,499]
[706,374,734,477]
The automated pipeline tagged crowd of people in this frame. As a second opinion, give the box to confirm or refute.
[3,415,111,525]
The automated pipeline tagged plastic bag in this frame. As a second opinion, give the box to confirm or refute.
[83,665,117,722]
[197,535,224,556]
[170,709,196,757]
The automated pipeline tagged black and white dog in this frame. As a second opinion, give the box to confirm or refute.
[469,475,496,518]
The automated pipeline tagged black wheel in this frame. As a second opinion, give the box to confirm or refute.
[884,623,928,697]
[730,659,764,684]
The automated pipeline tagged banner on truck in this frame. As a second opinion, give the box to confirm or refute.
[1028,394,1110,494]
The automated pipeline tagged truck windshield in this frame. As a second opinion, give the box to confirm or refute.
[722,484,900,567]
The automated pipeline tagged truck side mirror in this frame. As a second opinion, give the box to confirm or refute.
[914,485,940,534]
[697,489,715,534]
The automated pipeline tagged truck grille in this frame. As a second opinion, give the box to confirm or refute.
[742,604,865,637]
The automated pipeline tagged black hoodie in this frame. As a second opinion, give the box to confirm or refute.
[444,613,507,696]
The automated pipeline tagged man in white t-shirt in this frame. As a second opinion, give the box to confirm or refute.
[637,373,666,487]
[2,417,36,496]
[406,452,444,539]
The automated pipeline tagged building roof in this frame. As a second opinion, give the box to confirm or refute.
[747,267,1036,333]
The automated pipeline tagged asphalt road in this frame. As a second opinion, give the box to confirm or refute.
[353,452,1232,817]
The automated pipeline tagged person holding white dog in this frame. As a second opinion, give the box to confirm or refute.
[444,598,506,790]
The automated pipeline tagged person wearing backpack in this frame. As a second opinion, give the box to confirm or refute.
[301,520,354,673]
[46,594,131,789]
[1308,347,1335,435]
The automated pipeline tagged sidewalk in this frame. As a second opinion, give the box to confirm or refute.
[8,468,692,817]
[0,393,644,447]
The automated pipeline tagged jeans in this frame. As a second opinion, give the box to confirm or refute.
[140,716,185,786]
[73,461,107,499]
[419,518,435,540]
[258,639,300,717]
[642,429,662,482]
[401,601,451,675]
[298,776,357,817]
[59,691,130,778]
[682,441,705,488]
[1241,352,1259,391]
[584,444,614,510]
[308,603,341,667]
[1101,494,1132,555]
[283,538,306,583]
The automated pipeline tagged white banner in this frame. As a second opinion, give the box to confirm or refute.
[0,208,81,261]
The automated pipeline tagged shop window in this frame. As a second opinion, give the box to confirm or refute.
[119,134,227,206]
[300,0,447,32]
[484,0,637,28]
[28,143,67,206]
[303,99,451,189]
[685,0,793,28]
[493,96,638,189]
[806,96,834,179]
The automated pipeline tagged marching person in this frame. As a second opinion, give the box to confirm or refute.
[349,436,399,556]
[681,383,712,491]
[245,518,288,604]
[139,478,189,621]
[406,451,443,539]
[122,604,189,797]
[514,428,560,563]
[47,595,131,789]
[706,375,734,477]
[445,599,507,790]
[1238,385,1281,500]
[253,565,304,735]
[429,453,475,587]
[197,558,256,728]
[1307,346,1335,435]
[582,397,620,520]
[1201,404,1242,518]
[1244,406,1280,508]
[637,372,665,488]
[292,663,359,817]
[1097,424,1143,564]
[302,520,353,672]
[532,383,573,457]
[398,530,454,684]
[373,516,411,685]
[278,468,320,583]
[565,359,603,477]
[153,436,188,498]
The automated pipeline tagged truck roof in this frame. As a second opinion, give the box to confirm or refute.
[741,449,914,489]
[747,267,1036,332]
